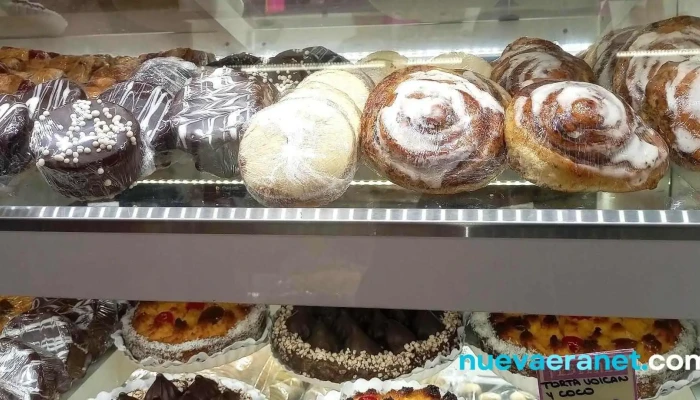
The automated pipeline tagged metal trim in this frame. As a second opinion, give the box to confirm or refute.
[1,206,699,239]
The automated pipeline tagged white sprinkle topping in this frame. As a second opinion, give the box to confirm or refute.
[96,148,101,153]
[104,179,112,187]
[107,145,112,151]
[65,149,72,156]
[53,155,64,162]
[42,149,49,156]
[72,157,78,163]
[97,168,104,175]
[36,159,45,167]
[63,158,70,164]
[84,148,92,154]
[42,111,50,117]
[126,131,133,138]
[39,115,46,121]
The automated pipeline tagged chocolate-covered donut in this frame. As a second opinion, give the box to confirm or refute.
[131,57,198,96]
[0,337,71,400]
[170,67,277,178]
[207,53,262,69]
[99,81,174,169]
[0,95,32,184]
[31,99,143,200]
[19,78,86,120]
[263,46,348,92]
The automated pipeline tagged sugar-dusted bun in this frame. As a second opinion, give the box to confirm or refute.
[584,26,638,89]
[643,57,700,170]
[297,69,373,110]
[282,82,361,135]
[360,66,507,194]
[613,16,700,112]
[358,51,408,84]
[506,80,669,192]
[491,37,594,95]
[431,52,492,77]
[240,98,357,207]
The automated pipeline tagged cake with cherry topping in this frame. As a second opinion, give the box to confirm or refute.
[271,306,462,382]
[347,386,457,400]
[121,302,267,363]
[469,313,697,398]
[0,296,32,331]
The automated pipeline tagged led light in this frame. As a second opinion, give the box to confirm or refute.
[617,48,700,58]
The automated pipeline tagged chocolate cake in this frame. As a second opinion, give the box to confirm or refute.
[207,53,262,70]
[104,373,254,400]
[271,306,462,382]
[0,94,32,184]
[31,99,143,200]
[19,78,86,119]
[0,337,71,400]
[169,67,277,178]
[261,46,348,92]
[131,57,198,96]
[99,81,174,169]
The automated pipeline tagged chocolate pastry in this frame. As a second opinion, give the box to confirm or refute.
[19,78,86,119]
[0,73,33,95]
[413,311,446,340]
[144,374,182,400]
[0,95,32,184]
[170,67,277,178]
[264,46,348,91]
[384,310,413,326]
[180,375,221,400]
[0,299,12,314]
[198,305,225,324]
[92,57,141,82]
[344,323,382,355]
[216,390,242,400]
[208,53,262,69]
[308,320,340,352]
[100,81,174,169]
[272,306,462,383]
[118,394,140,400]
[286,308,314,340]
[2,310,91,379]
[31,298,123,358]
[131,57,198,96]
[0,337,71,400]
[31,99,143,200]
[139,48,215,66]
[385,319,417,354]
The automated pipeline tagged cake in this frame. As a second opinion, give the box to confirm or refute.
[469,313,697,398]
[121,302,267,363]
[347,386,456,400]
[271,306,462,382]
[0,295,32,331]
[0,337,71,400]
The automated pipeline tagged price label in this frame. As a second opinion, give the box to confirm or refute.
[537,350,637,400]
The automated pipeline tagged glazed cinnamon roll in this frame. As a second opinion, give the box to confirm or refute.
[491,37,594,95]
[360,66,507,194]
[613,16,700,112]
[506,80,669,192]
[584,26,639,89]
[644,58,700,170]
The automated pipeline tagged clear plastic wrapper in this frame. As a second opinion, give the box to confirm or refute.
[0,337,71,400]
[582,26,639,90]
[360,66,507,194]
[208,53,263,70]
[505,79,670,192]
[490,37,594,95]
[17,78,86,120]
[99,81,174,170]
[270,306,464,387]
[357,51,408,85]
[170,67,277,179]
[262,47,349,92]
[30,99,154,200]
[430,53,492,77]
[31,298,125,358]
[466,313,700,400]
[131,57,198,96]
[139,48,216,67]
[0,94,32,189]
[91,371,267,400]
[1,309,92,380]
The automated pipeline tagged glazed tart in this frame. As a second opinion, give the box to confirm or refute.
[120,302,267,364]
[271,306,462,383]
[0,296,32,331]
[91,371,266,400]
[469,313,697,398]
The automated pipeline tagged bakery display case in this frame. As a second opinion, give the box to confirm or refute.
[4,3,700,399]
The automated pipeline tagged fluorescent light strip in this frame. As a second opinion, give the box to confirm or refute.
[137,179,534,187]
[617,48,700,58]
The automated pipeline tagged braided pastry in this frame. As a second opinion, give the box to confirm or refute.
[360,66,508,194]
[506,80,669,192]
[613,16,700,112]
[584,26,639,89]
[491,37,594,95]
[644,58,700,170]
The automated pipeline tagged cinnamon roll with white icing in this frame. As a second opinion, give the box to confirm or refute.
[506,80,669,192]
[491,37,594,95]
[360,66,508,194]
[644,57,700,170]
[613,16,700,112]
[584,26,639,90]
